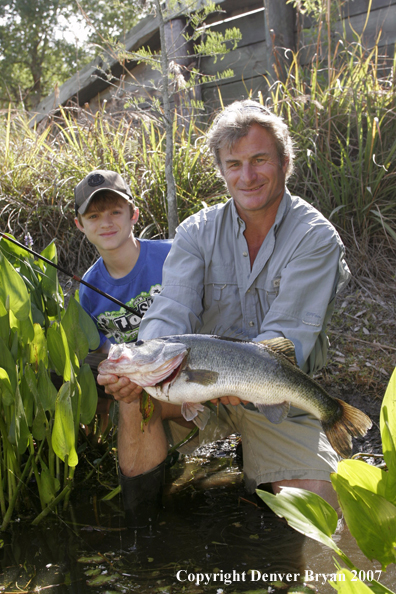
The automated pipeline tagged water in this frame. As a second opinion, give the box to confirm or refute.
[1,451,395,594]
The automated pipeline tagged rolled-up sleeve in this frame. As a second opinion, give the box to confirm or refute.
[139,225,204,339]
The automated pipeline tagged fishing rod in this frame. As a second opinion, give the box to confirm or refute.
[0,232,141,318]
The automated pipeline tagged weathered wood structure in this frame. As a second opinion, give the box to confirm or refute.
[32,0,396,125]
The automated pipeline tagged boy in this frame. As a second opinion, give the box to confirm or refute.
[74,169,171,444]
[74,169,171,353]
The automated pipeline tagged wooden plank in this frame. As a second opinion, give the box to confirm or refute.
[31,0,396,126]
[31,12,161,124]
[202,75,268,108]
[201,40,267,81]
[342,0,396,19]
[335,4,396,47]
[211,7,265,48]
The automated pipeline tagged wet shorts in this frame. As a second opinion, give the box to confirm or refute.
[164,404,339,493]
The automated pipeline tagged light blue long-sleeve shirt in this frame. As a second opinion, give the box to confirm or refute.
[139,189,350,374]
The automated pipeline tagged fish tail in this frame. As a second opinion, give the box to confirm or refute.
[322,399,372,459]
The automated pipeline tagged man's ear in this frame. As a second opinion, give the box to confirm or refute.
[75,217,85,233]
[131,207,139,225]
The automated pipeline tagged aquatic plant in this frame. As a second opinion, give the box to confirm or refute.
[257,368,396,593]
[0,235,99,530]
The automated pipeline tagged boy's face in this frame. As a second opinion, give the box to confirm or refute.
[75,197,139,254]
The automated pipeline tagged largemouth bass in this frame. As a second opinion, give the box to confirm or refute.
[98,334,372,458]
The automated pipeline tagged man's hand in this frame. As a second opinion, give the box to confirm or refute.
[210,396,249,406]
[97,373,143,403]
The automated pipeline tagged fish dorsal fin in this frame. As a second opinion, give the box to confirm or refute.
[258,338,297,366]
[256,401,290,424]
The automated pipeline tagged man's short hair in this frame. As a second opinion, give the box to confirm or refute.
[207,100,295,179]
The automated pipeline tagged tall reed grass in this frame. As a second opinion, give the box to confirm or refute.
[269,38,396,245]
[0,105,226,274]
[1,32,395,278]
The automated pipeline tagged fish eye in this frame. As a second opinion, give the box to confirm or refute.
[135,340,144,346]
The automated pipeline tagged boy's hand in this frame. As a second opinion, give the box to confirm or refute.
[97,373,143,403]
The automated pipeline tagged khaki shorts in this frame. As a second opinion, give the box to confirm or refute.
[165,404,339,493]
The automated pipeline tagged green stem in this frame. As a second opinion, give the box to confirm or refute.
[1,452,34,531]
[63,465,75,511]
[31,483,72,526]
[29,436,45,510]
[0,428,6,517]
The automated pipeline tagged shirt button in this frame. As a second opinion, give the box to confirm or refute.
[247,288,250,293]
[249,321,254,327]
[243,251,248,257]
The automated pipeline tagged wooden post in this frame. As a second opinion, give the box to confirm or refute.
[263,0,296,82]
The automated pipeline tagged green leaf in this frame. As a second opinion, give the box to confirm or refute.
[8,384,30,455]
[77,364,98,425]
[47,323,71,381]
[61,297,96,361]
[330,569,377,593]
[37,362,58,412]
[38,241,63,313]
[0,250,31,320]
[335,459,395,505]
[368,581,396,594]
[330,474,396,569]
[9,309,34,344]
[380,369,396,491]
[52,382,78,467]
[0,368,15,405]
[0,337,17,392]
[31,301,45,325]
[20,373,34,427]
[0,234,31,263]
[39,460,60,505]
[32,408,47,441]
[256,487,343,555]
[0,298,10,341]
[28,323,48,368]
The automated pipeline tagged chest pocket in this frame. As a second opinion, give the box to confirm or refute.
[262,276,281,309]
[203,264,239,324]
[212,283,227,300]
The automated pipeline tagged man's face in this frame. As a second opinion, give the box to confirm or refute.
[219,124,288,220]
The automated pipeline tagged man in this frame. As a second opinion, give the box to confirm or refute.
[98,100,350,523]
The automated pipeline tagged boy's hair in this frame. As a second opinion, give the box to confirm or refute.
[77,191,135,226]
[207,99,295,180]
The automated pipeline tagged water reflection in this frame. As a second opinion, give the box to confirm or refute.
[0,452,395,593]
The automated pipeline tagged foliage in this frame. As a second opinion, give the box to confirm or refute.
[0,0,141,108]
[266,32,396,245]
[116,0,241,236]
[0,234,99,529]
[0,105,226,272]
[257,368,396,592]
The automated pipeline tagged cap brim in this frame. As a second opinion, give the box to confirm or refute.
[77,188,134,215]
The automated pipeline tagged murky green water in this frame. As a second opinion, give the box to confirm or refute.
[0,451,395,594]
